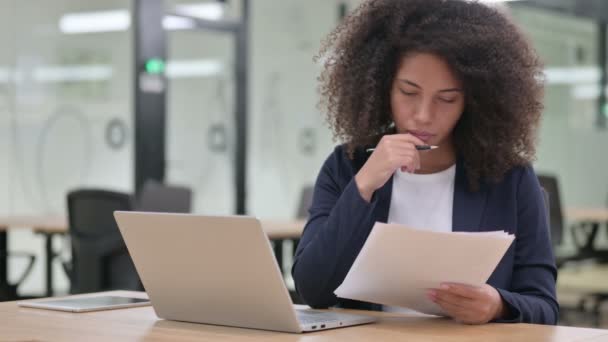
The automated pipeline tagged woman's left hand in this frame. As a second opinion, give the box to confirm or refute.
[427,283,508,324]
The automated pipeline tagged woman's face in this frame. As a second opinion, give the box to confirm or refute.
[390,52,465,146]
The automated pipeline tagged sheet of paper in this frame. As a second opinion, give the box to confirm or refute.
[334,222,514,316]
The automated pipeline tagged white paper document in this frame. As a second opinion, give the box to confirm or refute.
[334,222,514,316]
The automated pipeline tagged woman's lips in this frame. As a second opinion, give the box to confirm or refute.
[407,130,435,143]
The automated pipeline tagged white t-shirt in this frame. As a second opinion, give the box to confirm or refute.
[387,164,456,232]
[383,164,456,313]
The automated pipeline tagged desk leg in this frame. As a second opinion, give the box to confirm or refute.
[292,238,299,255]
[0,231,7,291]
[583,222,600,252]
[273,239,284,274]
[45,234,54,297]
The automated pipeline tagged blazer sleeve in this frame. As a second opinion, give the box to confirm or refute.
[291,147,379,308]
[494,166,559,324]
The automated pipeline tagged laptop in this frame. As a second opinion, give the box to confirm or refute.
[114,211,376,333]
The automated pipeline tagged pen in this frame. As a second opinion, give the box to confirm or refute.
[366,145,438,153]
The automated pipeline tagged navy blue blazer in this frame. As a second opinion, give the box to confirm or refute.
[292,145,558,325]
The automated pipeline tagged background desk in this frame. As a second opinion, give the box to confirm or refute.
[567,208,608,223]
[0,216,305,298]
[566,208,608,263]
[0,215,68,298]
[2,291,608,341]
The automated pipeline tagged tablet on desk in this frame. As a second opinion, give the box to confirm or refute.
[18,295,151,312]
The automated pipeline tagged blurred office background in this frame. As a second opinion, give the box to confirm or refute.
[0,0,607,328]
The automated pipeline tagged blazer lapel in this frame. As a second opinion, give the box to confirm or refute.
[452,160,487,232]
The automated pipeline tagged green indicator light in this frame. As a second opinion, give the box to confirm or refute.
[145,58,165,74]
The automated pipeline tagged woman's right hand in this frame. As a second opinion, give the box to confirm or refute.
[355,134,426,202]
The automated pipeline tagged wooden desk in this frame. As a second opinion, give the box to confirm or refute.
[0,217,304,239]
[262,219,305,240]
[0,215,68,232]
[2,291,608,341]
[566,208,608,223]
[0,216,306,240]
[0,216,305,299]
[262,219,305,275]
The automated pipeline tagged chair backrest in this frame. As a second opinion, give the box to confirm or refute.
[537,174,564,247]
[296,185,314,219]
[136,180,192,213]
[66,189,141,293]
[541,187,550,227]
[68,190,133,236]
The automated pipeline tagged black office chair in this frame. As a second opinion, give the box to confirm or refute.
[539,174,608,326]
[64,189,142,294]
[285,185,314,305]
[538,175,564,249]
[136,180,192,213]
[539,174,608,263]
[538,174,592,269]
[0,250,36,301]
[296,186,314,220]
[539,180,581,325]
[290,185,314,255]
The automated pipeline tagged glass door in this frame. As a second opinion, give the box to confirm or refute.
[164,0,241,215]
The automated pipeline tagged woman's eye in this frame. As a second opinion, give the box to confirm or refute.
[438,97,456,103]
[400,89,417,96]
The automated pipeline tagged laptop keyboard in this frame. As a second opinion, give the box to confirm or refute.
[296,310,343,324]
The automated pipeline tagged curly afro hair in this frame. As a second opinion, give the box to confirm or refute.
[316,0,544,190]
